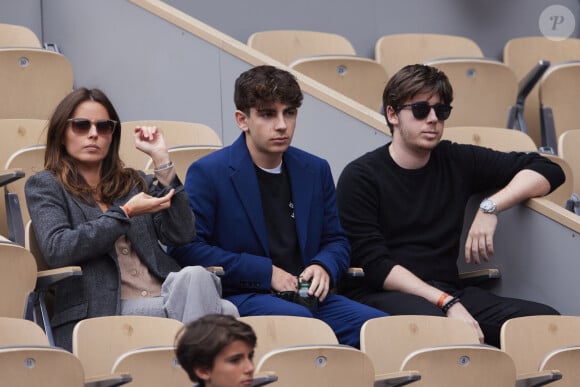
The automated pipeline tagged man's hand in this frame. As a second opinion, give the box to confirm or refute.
[465,211,498,264]
[300,264,330,302]
[271,265,298,292]
[446,301,485,343]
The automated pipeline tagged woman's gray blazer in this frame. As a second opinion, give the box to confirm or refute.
[25,170,196,350]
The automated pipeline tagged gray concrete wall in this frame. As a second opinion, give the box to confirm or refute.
[167,0,580,60]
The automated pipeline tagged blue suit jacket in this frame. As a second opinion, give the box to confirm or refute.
[170,133,350,298]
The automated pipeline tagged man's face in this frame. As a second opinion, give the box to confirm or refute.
[386,92,446,154]
[235,101,298,168]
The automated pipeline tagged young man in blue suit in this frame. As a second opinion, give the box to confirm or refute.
[170,65,386,347]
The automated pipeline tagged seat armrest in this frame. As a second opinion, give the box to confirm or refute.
[0,169,25,187]
[347,267,365,277]
[459,268,501,286]
[84,373,132,387]
[36,266,83,290]
[252,371,278,386]
[374,370,421,387]
[515,370,562,387]
[206,266,225,276]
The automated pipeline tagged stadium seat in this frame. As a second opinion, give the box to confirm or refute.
[120,120,222,170]
[538,60,580,151]
[72,315,184,380]
[247,30,355,65]
[558,129,580,197]
[0,22,42,48]
[375,33,483,76]
[503,37,580,147]
[0,48,73,119]
[238,315,338,365]
[289,55,388,112]
[424,58,518,129]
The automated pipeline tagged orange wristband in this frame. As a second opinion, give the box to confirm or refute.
[121,204,131,218]
[436,292,449,309]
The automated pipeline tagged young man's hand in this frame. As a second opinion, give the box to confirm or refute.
[300,264,330,302]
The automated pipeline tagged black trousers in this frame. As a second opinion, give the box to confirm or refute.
[344,281,559,347]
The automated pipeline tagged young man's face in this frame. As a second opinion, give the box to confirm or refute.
[235,101,298,169]
[195,340,255,387]
[386,92,445,154]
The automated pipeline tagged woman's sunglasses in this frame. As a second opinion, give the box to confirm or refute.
[67,118,117,135]
[398,102,453,121]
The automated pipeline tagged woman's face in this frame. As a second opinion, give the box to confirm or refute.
[63,100,114,171]
[195,340,255,387]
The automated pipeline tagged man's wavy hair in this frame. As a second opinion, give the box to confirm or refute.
[44,87,146,204]
[234,65,303,114]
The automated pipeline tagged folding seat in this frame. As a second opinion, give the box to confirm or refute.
[0,48,73,119]
[255,344,419,387]
[362,315,560,387]
[558,129,580,198]
[400,344,518,387]
[247,30,355,65]
[120,120,222,169]
[501,315,580,386]
[0,22,42,47]
[0,346,85,387]
[503,37,580,147]
[289,55,388,112]
[238,315,339,365]
[72,315,184,380]
[538,60,580,152]
[375,33,483,76]
[424,58,518,129]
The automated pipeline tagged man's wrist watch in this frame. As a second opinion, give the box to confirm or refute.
[479,198,498,215]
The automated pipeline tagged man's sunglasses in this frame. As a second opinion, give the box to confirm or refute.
[398,102,453,121]
[67,118,117,135]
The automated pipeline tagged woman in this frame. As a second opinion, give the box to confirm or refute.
[25,88,237,351]
[176,314,256,387]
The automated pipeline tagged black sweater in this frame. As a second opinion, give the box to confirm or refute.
[336,140,565,291]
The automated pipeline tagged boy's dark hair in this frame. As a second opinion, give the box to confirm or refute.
[175,314,257,386]
[382,64,453,134]
[234,65,303,114]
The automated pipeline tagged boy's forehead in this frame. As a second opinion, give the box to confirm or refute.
[254,101,296,111]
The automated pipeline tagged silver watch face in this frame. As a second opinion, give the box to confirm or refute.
[480,198,497,214]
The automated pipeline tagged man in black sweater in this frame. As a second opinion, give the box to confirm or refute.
[336,64,565,347]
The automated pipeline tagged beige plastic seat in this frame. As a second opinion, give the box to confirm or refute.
[0,48,74,119]
[143,145,221,181]
[111,346,191,387]
[558,129,580,195]
[238,315,339,365]
[0,346,85,387]
[539,61,580,151]
[401,345,517,387]
[247,30,356,65]
[425,58,518,129]
[289,55,388,112]
[443,126,537,152]
[3,144,46,244]
[0,317,50,346]
[0,22,42,47]
[501,315,580,380]
[0,241,37,318]
[538,346,580,387]
[72,315,184,379]
[255,344,419,387]
[503,37,580,147]
[361,315,480,377]
[375,33,483,76]
[120,120,222,169]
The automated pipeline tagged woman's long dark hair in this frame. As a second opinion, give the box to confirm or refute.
[44,87,146,204]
